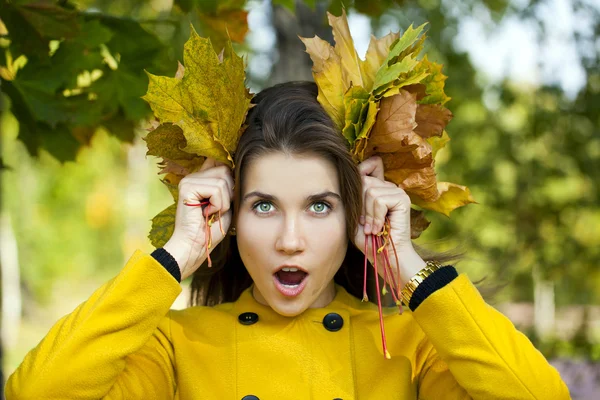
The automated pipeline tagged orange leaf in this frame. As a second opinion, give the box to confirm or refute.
[410,208,431,239]
[414,104,453,139]
[363,90,418,156]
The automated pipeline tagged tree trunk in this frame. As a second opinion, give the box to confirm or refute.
[267,0,332,85]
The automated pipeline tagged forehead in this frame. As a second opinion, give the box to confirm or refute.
[243,152,339,194]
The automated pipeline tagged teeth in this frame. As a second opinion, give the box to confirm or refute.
[281,267,299,272]
[281,283,300,288]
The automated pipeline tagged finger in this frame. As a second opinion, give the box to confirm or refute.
[185,166,234,197]
[360,176,384,232]
[184,173,234,200]
[363,186,402,235]
[180,183,226,217]
[358,156,385,180]
[199,157,218,172]
[201,180,231,216]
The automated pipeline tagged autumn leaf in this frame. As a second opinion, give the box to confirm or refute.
[328,11,365,89]
[300,10,401,129]
[301,12,474,220]
[414,104,453,139]
[144,123,195,161]
[410,208,431,239]
[410,182,478,216]
[411,56,451,105]
[363,90,418,156]
[342,86,370,144]
[360,31,400,91]
[158,157,205,177]
[372,24,426,91]
[300,35,345,129]
[161,177,180,202]
[427,129,450,159]
[142,26,253,167]
[150,203,177,248]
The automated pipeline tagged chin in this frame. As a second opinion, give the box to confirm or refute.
[270,300,310,317]
[256,280,314,317]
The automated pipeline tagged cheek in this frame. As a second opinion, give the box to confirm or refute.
[235,212,273,269]
[311,213,347,260]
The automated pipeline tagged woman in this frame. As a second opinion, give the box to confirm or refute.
[6,82,570,399]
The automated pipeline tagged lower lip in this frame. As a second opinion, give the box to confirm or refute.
[273,274,308,297]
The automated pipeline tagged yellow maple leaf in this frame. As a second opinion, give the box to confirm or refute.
[142,26,253,167]
[328,11,366,89]
[300,35,345,129]
[410,182,478,217]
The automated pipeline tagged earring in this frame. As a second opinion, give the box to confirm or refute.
[228,227,237,236]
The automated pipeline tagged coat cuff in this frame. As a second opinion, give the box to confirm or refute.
[151,248,181,283]
[409,266,458,311]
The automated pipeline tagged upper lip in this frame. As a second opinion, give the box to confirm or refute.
[273,265,308,274]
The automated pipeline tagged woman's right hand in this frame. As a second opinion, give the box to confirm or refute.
[163,158,234,280]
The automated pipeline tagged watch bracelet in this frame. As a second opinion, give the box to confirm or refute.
[400,260,443,307]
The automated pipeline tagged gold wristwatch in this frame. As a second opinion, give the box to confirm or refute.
[400,260,443,307]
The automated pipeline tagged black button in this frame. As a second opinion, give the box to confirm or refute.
[241,396,259,400]
[323,313,343,332]
[238,312,259,325]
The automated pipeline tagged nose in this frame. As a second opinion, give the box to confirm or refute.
[275,215,305,254]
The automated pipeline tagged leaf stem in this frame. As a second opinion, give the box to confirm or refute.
[372,234,391,360]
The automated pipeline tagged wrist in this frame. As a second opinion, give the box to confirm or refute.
[395,247,427,287]
[163,238,204,279]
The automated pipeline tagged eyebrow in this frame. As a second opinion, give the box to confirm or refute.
[242,191,342,203]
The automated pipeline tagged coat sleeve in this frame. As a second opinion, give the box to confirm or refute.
[413,273,571,400]
[5,250,183,400]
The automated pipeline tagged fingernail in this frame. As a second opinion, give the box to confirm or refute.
[364,223,371,234]
[360,215,365,225]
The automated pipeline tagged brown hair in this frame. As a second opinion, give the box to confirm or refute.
[189,81,465,307]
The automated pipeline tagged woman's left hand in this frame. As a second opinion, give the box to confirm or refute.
[353,156,427,288]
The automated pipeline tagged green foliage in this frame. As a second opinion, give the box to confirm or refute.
[0,0,250,163]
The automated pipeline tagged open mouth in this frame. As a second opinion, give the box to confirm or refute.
[274,268,308,287]
[273,267,309,297]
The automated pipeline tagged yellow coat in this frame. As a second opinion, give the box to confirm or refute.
[6,250,570,399]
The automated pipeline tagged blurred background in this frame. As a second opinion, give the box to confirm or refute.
[0,0,598,397]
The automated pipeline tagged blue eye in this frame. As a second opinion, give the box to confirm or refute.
[310,202,331,214]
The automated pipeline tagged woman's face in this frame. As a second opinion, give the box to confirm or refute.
[236,152,348,316]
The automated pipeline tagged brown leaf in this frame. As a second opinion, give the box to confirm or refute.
[158,157,205,177]
[414,104,453,139]
[363,90,417,156]
[410,208,431,239]
[404,84,427,101]
[385,163,439,203]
